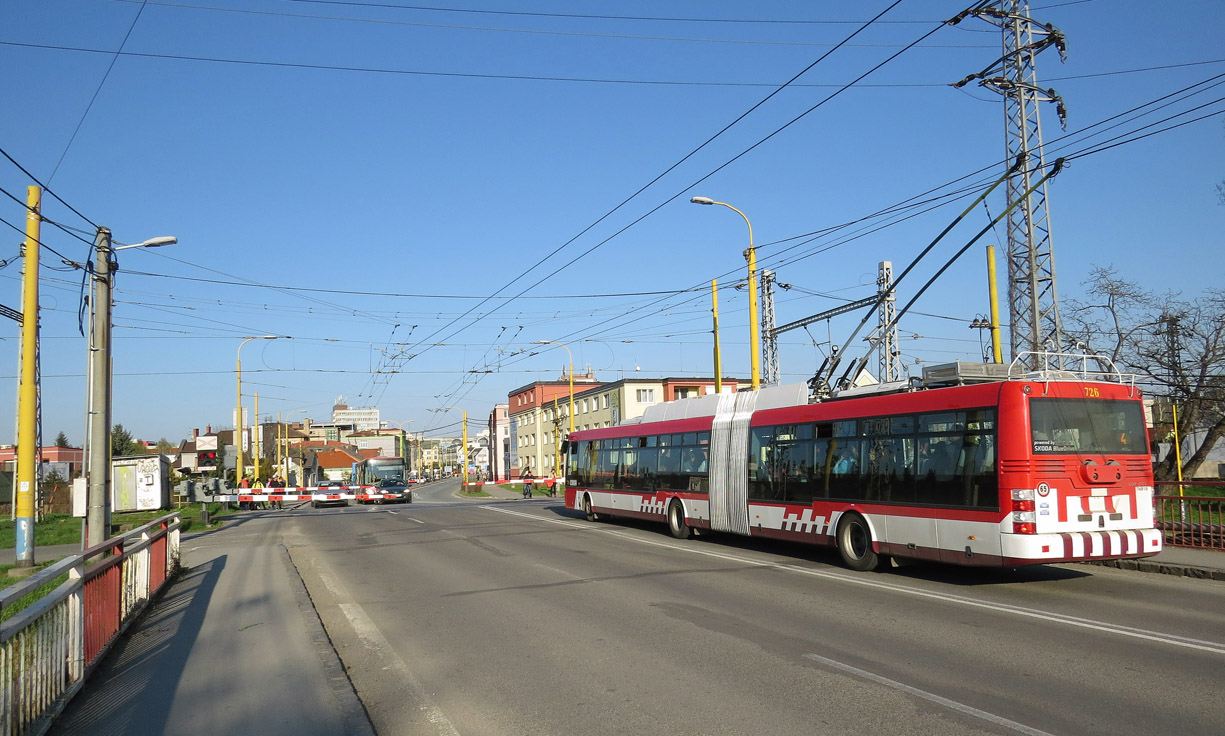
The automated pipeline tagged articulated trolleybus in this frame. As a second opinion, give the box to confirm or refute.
[565,354,1162,571]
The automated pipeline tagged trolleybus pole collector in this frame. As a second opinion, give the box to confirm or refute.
[564,354,1162,571]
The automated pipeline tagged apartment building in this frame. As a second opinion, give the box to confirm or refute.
[509,376,741,478]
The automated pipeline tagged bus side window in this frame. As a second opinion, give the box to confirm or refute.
[960,434,997,509]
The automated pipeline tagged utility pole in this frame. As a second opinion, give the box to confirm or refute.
[14,186,41,568]
[760,270,779,386]
[711,279,722,394]
[877,261,901,382]
[951,0,1068,368]
[86,227,114,549]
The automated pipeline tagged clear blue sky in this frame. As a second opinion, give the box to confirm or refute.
[1,0,1222,446]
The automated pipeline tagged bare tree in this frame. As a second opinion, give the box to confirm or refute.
[1063,268,1225,481]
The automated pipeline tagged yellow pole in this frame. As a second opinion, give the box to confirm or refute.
[461,410,469,486]
[277,411,283,477]
[14,186,41,567]
[1172,403,1185,498]
[235,336,274,484]
[553,397,560,477]
[745,239,760,391]
[236,343,245,484]
[986,245,1004,363]
[712,279,722,393]
[253,392,260,483]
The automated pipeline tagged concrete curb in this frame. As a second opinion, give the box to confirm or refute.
[1081,558,1225,581]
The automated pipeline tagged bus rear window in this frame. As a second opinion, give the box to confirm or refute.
[1030,398,1148,455]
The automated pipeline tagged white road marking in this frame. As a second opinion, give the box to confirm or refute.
[535,564,582,580]
[803,653,1055,736]
[312,560,460,736]
[480,505,1225,656]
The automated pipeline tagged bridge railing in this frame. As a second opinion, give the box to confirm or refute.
[1155,481,1224,551]
[0,512,180,736]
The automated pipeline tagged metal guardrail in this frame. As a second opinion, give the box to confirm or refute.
[0,512,181,736]
[1155,494,1224,550]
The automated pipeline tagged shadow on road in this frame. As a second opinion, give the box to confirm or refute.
[533,505,1092,585]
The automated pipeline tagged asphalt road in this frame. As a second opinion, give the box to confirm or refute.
[272,480,1225,736]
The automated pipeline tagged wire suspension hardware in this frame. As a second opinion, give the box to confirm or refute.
[832,158,1066,394]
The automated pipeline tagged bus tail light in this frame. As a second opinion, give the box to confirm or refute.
[1011,489,1037,533]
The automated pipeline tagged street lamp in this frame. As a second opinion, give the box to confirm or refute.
[236,335,280,487]
[691,196,760,391]
[533,340,574,437]
[432,406,468,486]
[85,229,178,548]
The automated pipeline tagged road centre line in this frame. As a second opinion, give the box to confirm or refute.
[480,505,1225,656]
[802,653,1054,736]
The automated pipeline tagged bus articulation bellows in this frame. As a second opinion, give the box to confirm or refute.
[564,355,1162,571]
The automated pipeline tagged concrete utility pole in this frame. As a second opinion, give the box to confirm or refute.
[952,0,1068,368]
[760,269,779,386]
[14,186,41,567]
[877,261,901,382]
[86,227,114,549]
[84,230,177,548]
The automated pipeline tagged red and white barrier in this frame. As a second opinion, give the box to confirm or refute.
[209,485,408,502]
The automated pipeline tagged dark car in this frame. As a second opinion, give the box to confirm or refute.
[311,480,349,509]
[365,478,412,504]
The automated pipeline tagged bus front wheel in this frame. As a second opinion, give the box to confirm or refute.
[583,495,599,522]
[837,513,884,572]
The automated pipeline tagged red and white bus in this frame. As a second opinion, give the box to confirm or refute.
[564,358,1162,571]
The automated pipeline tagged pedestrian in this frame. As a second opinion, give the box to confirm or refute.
[522,472,534,500]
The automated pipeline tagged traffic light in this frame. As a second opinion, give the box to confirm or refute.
[198,450,218,468]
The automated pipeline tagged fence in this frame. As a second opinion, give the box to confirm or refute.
[0,512,180,736]
[1155,480,1224,551]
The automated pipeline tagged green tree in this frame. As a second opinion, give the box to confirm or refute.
[54,431,70,448]
[1063,267,1225,481]
[111,424,145,456]
[154,437,177,454]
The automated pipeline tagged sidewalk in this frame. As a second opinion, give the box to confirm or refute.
[0,542,84,568]
[459,479,561,501]
[42,524,374,736]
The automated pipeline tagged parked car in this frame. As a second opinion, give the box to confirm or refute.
[364,477,412,504]
[311,479,349,509]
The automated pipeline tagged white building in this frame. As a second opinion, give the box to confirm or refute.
[332,397,381,432]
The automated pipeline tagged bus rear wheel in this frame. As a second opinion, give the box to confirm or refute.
[837,513,884,572]
[667,500,691,540]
